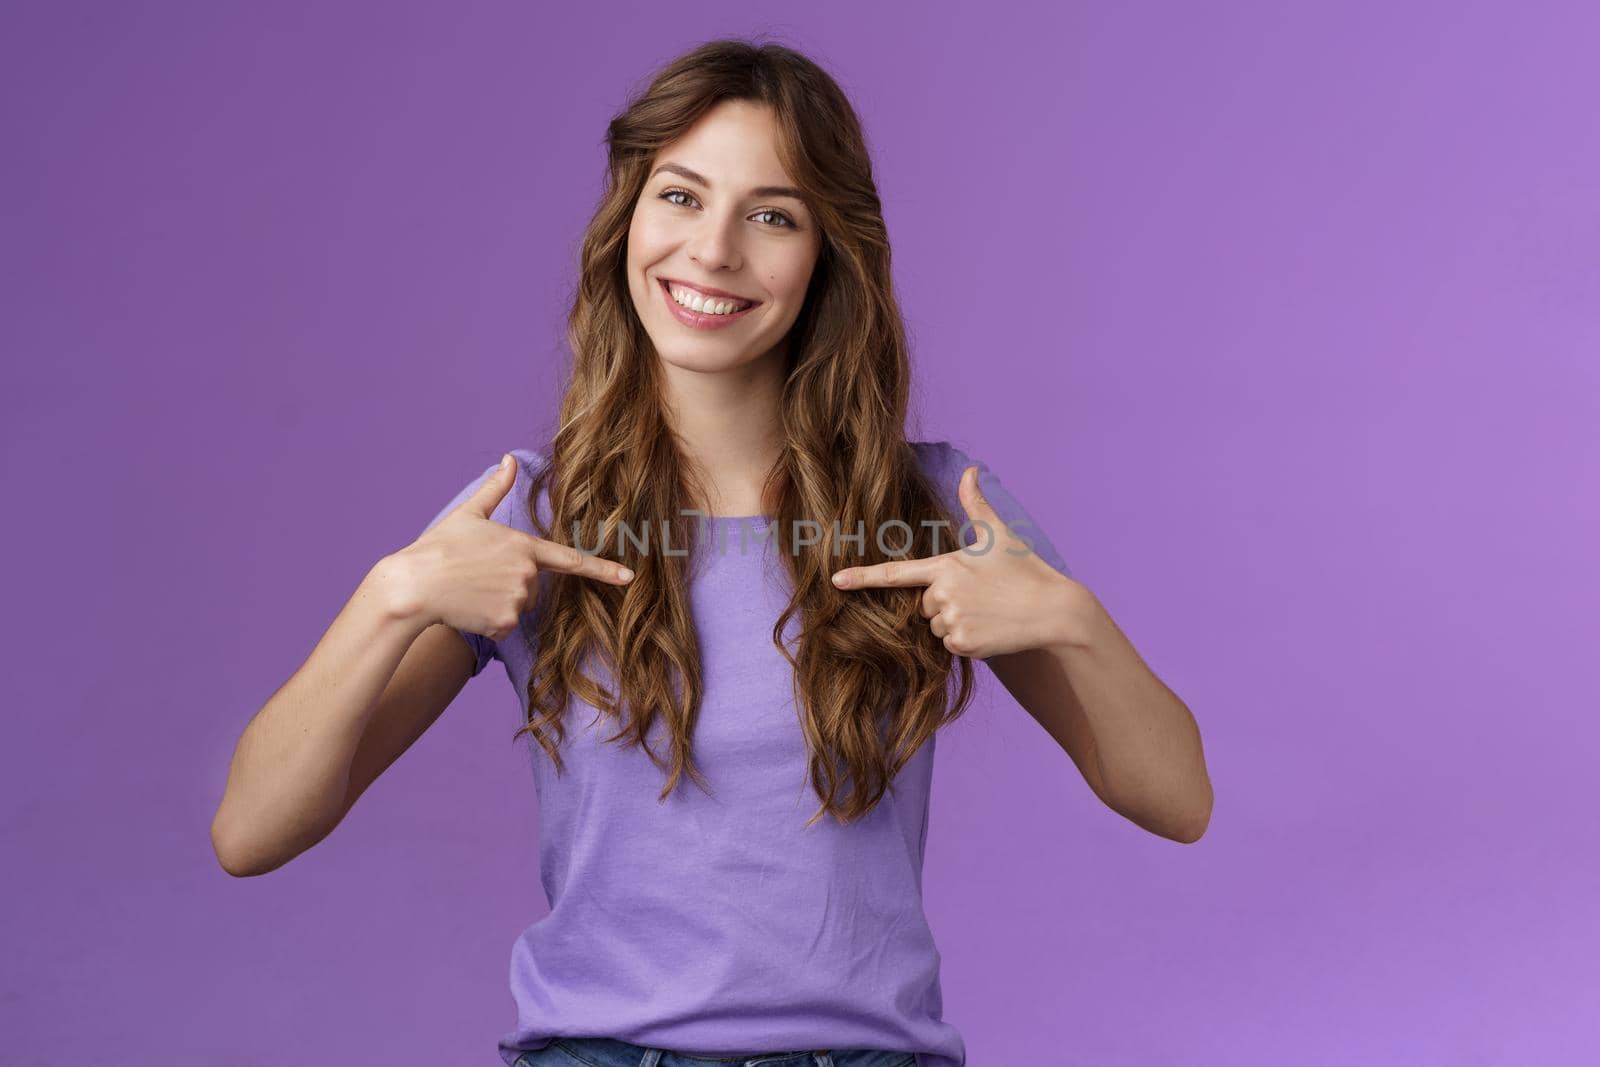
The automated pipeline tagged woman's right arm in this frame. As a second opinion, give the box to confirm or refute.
[209,453,633,877]
[208,555,468,877]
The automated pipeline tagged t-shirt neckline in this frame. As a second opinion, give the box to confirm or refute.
[705,514,772,526]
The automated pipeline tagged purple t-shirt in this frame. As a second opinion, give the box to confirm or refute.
[421,441,1070,1067]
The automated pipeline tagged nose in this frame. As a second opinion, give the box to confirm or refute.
[686,212,743,273]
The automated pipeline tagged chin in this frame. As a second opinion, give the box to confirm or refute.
[654,341,766,374]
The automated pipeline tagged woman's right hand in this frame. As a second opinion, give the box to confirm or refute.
[388,454,634,640]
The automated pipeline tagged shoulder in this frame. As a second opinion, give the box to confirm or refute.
[425,447,552,534]
[910,439,958,464]
[909,438,981,509]
[909,439,971,482]
[509,446,550,475]
[497,448,552,530]
[908,437,1073,576]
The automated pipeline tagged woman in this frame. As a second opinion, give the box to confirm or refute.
[211,38,1212,1067]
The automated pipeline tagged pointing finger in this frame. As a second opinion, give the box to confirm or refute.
[831,555,942,590]
[523,533,634,585]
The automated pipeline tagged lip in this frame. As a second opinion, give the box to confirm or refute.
[659,276,760,304]
[657,277,761,331]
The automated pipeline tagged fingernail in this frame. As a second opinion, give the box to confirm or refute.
[831,572,847,586]
[617,566,634,581]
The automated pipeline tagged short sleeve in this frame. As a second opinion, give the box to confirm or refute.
[917,440,1073,579]
[418,458,505,678]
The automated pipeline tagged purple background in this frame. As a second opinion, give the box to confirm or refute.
[4,2,1596,1064]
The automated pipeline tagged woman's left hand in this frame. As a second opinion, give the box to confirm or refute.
[830,465,1083,659]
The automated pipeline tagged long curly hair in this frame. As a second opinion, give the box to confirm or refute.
[513,37,976,826]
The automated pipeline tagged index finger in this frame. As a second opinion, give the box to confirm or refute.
[831,554,943,590]
[523,532,634,585]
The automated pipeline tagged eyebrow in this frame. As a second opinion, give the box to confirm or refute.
[649,162,806,203]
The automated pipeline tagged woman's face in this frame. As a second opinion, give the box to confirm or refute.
[626,99,822,375]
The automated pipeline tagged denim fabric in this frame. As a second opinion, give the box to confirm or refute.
[511,1036,918,1067]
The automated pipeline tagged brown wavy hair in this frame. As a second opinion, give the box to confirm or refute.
[512,37,976,826]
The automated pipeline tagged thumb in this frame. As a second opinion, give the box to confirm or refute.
[958,464,1003,531]
[462,453,518,518]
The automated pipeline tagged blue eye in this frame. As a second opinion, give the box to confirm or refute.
[658,188,797,229]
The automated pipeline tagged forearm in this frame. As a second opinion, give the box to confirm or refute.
[1044,586,1212,841]
[211,555,431,875]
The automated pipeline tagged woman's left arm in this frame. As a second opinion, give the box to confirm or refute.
[987,579,1213,844]
[831,463,1212,844]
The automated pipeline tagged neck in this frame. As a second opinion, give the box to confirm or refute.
[659,347,786,516]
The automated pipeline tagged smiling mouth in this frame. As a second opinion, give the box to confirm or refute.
[657,277,761,314]
[656,278,761,331]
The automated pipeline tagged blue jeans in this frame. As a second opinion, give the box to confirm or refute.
[512,1037,917,1067]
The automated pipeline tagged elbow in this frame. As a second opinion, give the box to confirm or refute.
[211,821,254,878]
[212,840,253,879]
[1117,784,1211,844]
[1102,775,1213,844]
[1114,801,1210,844]
[1170,786,1213,844]
[1170,811,1209,844]
[210,807,329,877]
[210,812,275,878]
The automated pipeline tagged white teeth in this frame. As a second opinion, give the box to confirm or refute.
[667,282,752,316]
